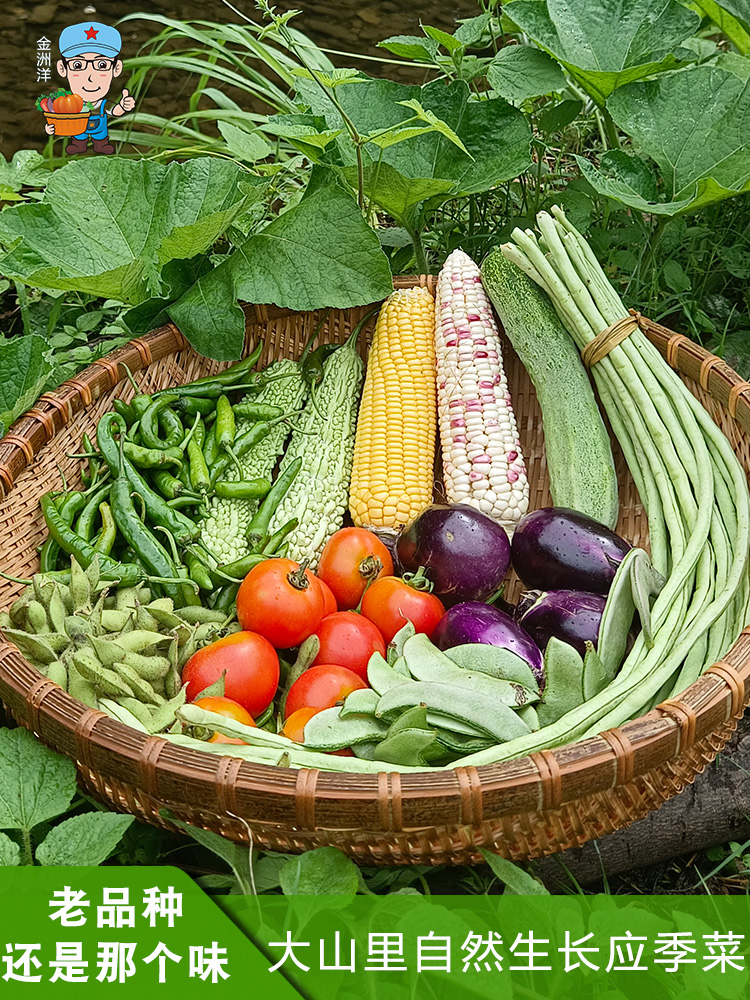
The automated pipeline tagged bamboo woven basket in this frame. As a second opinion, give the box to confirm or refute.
[0,275,748,866]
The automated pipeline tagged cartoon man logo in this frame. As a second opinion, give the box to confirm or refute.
[43,22,134,155]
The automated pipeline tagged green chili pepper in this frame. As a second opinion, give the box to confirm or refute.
[113,399,136,426]
[215,551,266,581]
[40,492,88,572]
[40,492,140,585]
[141,394,181,450]
[176,396,216,418]
[187,433,210,493]
[159,406,184,448]
[215,395,235,451]
[108,477,191,607]
[93,502,116,556]
[214,478,272,500]
[123,441,182,470]
[185,551,214,591]
[155,343,264,401]
[97,413,199,546]
[262,517,299,555]
[81,433,100,488]
[152,470,189,500]
[213,582,240,614]
[245,456,303,547]
[203,423,220,468]
[75,482,112,542]
[232,402,284,421]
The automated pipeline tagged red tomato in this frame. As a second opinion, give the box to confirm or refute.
[317,577,337,616]
[236,558,326,648]
[311,611,386,681]
[193,696,256,745]
[360,577,445,645]
[317,528,394,610]
[53,93,83,113]
[280,705,319,743]
[284,664,366,719]
[182,632,279,717]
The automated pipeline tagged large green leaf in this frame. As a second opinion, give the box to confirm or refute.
[279,847,360,895]
[487,45,567,102]
[0,729,77,834]
[0,157,249,304]
[0,335,52,436]
[298,76,531,222]
[36,812,134,866]
[169,178,393,359]
[580,67,750,214]
[507,0,700,104]
[0,151,50,193]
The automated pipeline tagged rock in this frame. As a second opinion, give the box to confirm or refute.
[29,2,58,24]
[358,7,382,25]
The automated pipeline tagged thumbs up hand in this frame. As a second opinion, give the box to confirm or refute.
[112,89,135,116]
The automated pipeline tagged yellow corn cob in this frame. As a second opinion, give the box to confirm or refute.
[349,286,436,530]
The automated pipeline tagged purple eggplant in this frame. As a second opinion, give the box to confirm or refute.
[520,590,606,657]
[511,507,630,594]
[432,600,544,683]
[396,503,511,603]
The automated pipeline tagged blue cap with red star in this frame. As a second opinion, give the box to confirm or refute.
[59,22,122,58]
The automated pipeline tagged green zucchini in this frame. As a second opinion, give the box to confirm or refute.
[481,249,619,529]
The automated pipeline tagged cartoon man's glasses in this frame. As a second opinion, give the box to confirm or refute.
[62,57,118,71]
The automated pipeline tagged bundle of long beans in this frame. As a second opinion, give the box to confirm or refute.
[450,207,750,767]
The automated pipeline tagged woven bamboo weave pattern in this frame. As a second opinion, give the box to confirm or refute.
[0,277,747,865]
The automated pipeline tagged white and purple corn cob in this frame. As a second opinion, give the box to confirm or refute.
[435,249,529,532]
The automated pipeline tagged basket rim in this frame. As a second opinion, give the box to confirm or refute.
[42,112,91,120]
[0,274,748,832]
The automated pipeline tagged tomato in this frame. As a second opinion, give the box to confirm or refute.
[360,577,445,645]
[236,558,326,648]
[284,664,366,719]
[53,93,83,113]
[311,611,386,681]
[317,528,394,611]
[280,705,319,743]
[182,631,279,717]
[317,577,337,616]
[193,696,256,745]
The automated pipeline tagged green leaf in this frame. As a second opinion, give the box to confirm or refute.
[584,67,750,215]
[479,849,550,894]
[169,177,393,359]
[0,335,52,435]
[378,35,440,62]
[218,122,272,162]
[396,99,470,155]
[507,0,700,103]
[279,846,360,895]
[36,812,134,866]
[577,149,663,209]
[487,45,566,102]
[307,76,531,224]
[422,24,465,56]
[537,98,583,133]
[0,832,20,866]
[260,113,343,151]
[0,150,50,193]
[293,67,363,89]
[0,728,77,833]
[454,13,493,48]
[0,157,249,304]
[694,0,750,55]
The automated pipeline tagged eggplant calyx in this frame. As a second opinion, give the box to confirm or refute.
[400,566,434,593]
[287,559,312,592]
[358,555,383,581]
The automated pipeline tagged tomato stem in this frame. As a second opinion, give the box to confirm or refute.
[358,555,382,580]
[287,558,311,591]
[400,566,434,593]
